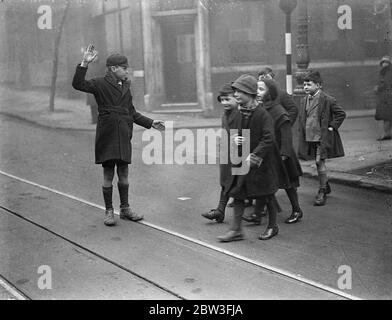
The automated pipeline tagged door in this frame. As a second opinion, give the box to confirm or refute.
[161,16,197,103]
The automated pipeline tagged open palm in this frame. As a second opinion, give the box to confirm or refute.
[82,44,98,63]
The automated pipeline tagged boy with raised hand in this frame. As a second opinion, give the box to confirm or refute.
[72,44,165,226]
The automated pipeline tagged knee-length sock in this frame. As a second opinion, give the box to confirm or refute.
[102,186,113,210]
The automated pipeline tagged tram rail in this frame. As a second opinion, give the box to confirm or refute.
[0,170,361,300]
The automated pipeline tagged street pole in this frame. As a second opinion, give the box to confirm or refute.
[293,0,310,97]
[279,0,297,95]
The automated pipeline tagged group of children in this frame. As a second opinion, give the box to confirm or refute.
[203,69,346,242]
[72,47,346,240]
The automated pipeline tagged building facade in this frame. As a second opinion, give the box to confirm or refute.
[0,0,391,114]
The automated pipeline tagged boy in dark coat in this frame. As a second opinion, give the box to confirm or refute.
[72,45,165,226]
[298,70,346,206]
[202,83,238,223]
[217,75,289,242]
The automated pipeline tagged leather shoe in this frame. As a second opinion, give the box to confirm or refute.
[314,188,327,206]
[120,207,144,221]
[284,210,303,224]
[217,230,244,242]
[377,135,392,141]
[201,209,224,223]
[242,213,261,225]
[258,226,279,240]
[104,208,116,226]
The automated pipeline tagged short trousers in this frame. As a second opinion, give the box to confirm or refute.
[101,159,128,168]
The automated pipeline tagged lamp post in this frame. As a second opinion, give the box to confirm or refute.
[279,0,297,95]
[293,0,310,97]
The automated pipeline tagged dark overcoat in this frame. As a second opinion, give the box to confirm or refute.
[72,65,153,164]
[264,100,302,188]
[375,65,392,121]
[224,106,289,199]
[219,108,238,187]
[298,91,346,161]
[277,89,298,125]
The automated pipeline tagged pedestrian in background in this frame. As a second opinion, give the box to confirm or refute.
[72,45,165,226]
[298,70,346,206]
[202,83,238,223]
[217,75,289,242]
[375,55,392,141]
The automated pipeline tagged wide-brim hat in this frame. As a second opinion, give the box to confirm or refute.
[231,74,258,95]
[106,53,129,67]
[380,55,392,66]
[217,82,235,102]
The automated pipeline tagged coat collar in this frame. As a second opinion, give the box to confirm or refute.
[104,72,131,96]
[262,100,274,111]
[222,108,238,128]
[300,91,327,122]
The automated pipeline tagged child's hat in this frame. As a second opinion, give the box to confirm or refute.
[380,55,392,66]
[231,74,258,95]
[258,66,275,79]
[217,83,235,102]
[106,53,129,67]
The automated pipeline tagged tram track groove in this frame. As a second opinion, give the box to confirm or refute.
[0,274,30,300]
[0,205,185,300]
[0,170,361,300]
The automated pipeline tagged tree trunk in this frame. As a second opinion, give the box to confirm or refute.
[49,0,71,112]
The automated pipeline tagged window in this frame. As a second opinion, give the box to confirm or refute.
[213,0,266,64]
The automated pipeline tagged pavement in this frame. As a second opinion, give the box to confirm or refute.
[1,85,392,193]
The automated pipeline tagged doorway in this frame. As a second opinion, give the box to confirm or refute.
[161,16,197,103]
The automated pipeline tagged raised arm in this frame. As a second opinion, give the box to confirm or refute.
[72,44,98,94]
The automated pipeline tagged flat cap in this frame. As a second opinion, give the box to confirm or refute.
[217,82,235,102]
[106,53,129,67]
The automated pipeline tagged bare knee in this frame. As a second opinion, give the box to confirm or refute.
[117,165,129,184]
[103,167,115,187]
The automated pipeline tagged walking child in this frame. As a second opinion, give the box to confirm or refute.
[72,45,165,226]
[256,78,303,224]
[217,75,289,242]
[202,83,238,223]
[298,70,346,206]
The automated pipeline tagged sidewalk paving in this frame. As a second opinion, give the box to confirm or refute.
[1,86,392,193]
